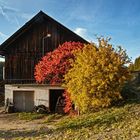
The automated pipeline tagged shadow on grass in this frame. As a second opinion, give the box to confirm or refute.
[56,108,125,131]
[0,128,53,139]
[56,82,140,131]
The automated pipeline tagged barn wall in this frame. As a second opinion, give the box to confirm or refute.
[5,84,64,111]
[4,15,87,84]
[5,86,13,103]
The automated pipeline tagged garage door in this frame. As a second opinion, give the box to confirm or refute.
[13,91,34,112]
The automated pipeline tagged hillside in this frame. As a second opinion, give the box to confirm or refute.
[34,81,138,140]
[1,101,140,140]
[0,83,140,140]
[15,98,140,140]
[42,101,140,140]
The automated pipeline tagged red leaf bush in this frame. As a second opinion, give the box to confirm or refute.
[34,41,84,84]
[34,41,84,113]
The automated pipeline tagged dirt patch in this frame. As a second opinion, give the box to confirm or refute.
[0,107,53,139]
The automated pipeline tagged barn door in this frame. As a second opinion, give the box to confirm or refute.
[49,89,64,113]
[13,91,34,112]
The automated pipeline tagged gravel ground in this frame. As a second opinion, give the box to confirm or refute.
[0,107,51,140]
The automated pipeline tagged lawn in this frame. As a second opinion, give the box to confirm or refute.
[14,99,140,140]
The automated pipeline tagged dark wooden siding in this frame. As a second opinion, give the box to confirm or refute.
[4,16,87,84]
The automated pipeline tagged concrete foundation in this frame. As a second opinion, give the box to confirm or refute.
[5,84,64,112]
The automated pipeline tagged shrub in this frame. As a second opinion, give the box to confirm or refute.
[63,38,131,113]
[34,41,84,84]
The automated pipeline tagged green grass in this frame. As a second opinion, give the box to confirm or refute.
[15,99,140,139]
[7,101,140,139]
[12,83,140,139]
[17,112,63,123]
[18,112,46,121]
[44,103,140,140]
[43,113,63,124]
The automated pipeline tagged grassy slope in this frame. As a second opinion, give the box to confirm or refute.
[40,102,140,140]
[5,102,140,140]
[14,83,140,140]
[37,83,140,140]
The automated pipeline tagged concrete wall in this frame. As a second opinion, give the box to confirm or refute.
[5,84,64,110]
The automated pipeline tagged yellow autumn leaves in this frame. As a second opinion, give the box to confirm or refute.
[63,39,131,113]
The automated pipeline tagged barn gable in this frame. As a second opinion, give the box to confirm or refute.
[0,11,88,84]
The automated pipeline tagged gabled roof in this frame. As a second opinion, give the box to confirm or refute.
[0,11,88,51]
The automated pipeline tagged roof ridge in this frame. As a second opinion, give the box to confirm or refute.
[0,11,88,50]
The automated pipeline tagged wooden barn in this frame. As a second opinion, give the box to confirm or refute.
[0,11,87,112]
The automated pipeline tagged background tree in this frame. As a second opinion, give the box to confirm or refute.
[129,56,140,71]
[63,39,131,113]
[34,41,84,84]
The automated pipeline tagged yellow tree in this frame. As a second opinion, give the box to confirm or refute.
[63,39,131,113]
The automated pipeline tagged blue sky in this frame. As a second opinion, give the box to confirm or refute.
[0,0,140,61]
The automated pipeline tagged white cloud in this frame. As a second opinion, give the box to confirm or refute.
[20,13,33,20]
[0,2,33,27]
[74,27,87,38]
[74,27,96,43]
[14,16,20,28]
[0,32,8,39]
[0,5,10,21]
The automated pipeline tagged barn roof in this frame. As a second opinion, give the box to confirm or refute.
[0,11,88,53]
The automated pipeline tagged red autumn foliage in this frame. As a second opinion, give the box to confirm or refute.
[34,41,84,113]
[63,90,72,113]
[34,41,84,84]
